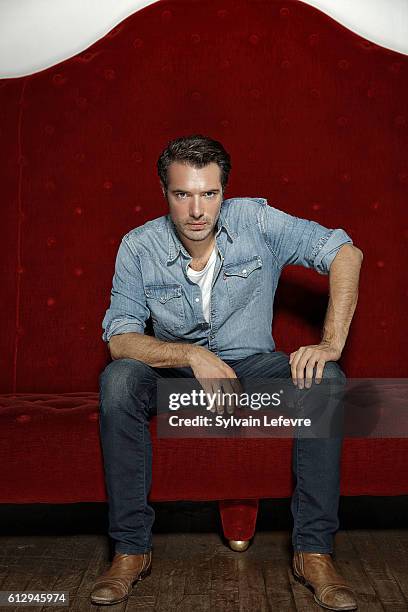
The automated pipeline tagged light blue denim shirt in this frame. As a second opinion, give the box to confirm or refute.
[101,197,353,360]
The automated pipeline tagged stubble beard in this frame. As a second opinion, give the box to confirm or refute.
[176,209,221,242]
[179,221,214,242]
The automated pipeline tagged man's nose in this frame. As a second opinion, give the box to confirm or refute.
[189,196,204,218]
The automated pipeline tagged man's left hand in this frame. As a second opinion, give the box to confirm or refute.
[289,341,342,389]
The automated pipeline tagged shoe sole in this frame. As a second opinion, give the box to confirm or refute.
[293,571,358,611]
[90,563,152,606]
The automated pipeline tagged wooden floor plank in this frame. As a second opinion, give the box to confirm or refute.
[209,552,239,611]
[183,558,212,595]
[237,556,269,612]
[348,530,406,610]
[2,541,56,612]
[338,531,387,611]
[209,589,239,612]
[210,553,239,593]
[153,558,187,611]
[72,540,107,599]
[371,530,408,602]
[264,560,297,611]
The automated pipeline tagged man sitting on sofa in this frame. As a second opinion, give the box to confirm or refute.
[91,134,363,610]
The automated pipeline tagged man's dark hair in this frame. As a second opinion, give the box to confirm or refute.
[157,134,231,194]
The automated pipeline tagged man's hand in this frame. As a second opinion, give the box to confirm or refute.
[289,341,342,389]
[188,346,243,415]
[288,243,362,390]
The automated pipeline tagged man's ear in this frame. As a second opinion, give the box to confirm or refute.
[160,181,167,198]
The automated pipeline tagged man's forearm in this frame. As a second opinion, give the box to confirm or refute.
[108,331,198,367]
[321,244,363,352]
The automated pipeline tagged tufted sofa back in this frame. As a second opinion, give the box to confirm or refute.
[1,0,407,392]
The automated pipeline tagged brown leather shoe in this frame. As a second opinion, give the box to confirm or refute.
[293,552,357,610]
[90,551,152,605]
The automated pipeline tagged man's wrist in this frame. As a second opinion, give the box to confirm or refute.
[321,336,344,353]
[186,344,205,368]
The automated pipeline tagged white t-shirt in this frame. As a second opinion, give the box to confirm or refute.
[186,244,218,323]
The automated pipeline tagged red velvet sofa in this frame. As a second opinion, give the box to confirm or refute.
[1,0,407,547]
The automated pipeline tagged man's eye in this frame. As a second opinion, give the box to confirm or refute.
[205,192,216,197]
[176,193,187,199]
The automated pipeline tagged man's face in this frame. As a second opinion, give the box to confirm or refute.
[162,161,223,244]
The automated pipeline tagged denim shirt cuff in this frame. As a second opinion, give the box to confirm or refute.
[313,229,354,275]
[102,320,145,343]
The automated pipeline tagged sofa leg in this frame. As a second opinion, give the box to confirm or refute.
[218,499,259,551]
[228,539,251,552]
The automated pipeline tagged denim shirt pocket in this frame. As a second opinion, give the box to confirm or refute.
[223,256,263,310]
[144,284,185,331]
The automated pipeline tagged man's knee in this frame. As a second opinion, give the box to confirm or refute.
[248,351,291,377]
[321,361,346,384]
[99,358,153,401]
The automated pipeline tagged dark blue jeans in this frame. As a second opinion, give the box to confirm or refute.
[98,351,346,555]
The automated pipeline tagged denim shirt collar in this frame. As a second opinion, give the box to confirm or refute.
[166,205,234,264]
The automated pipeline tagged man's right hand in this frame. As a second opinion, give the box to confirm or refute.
[187,346,243,415]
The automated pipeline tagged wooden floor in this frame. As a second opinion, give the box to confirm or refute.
[0,501,407,611]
